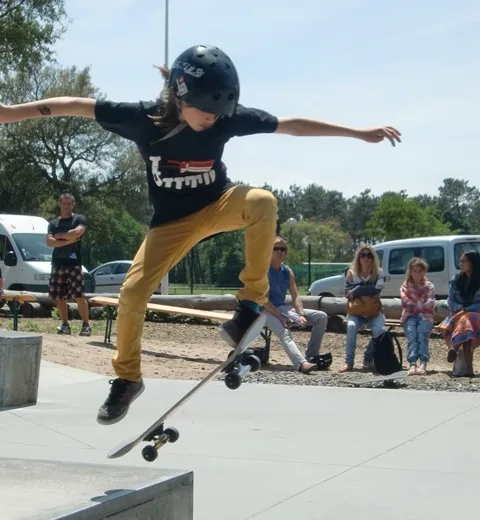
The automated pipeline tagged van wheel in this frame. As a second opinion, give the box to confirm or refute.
[319,292,335,298]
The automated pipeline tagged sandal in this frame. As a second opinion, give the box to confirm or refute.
[339,364,353,373]
[408,364,417,375]
[299,361,316,374]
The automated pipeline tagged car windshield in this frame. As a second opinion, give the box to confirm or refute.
[12,233,52,262]
[454,241,480,269]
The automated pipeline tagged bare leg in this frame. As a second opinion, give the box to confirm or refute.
[56,299,68,323]
[75,297,90,324]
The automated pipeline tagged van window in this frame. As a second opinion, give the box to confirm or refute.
[12,233,52,262]
[454,242,480,269]
[375,249,384,265]
[388,246,445,275]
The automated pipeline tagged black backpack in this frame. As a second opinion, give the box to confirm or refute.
[372,330,403,375]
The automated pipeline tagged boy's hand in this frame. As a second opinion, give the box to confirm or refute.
[357,126,402,147]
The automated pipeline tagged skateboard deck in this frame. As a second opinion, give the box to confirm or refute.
[349,370,408,386]
[107,310,267,462]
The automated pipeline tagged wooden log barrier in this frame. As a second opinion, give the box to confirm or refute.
[10,292,452,323]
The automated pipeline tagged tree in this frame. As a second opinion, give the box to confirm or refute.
[436,178,479,234]
[0,0,66,75]
[343,189,379,246]
[0,64,121,198]
[280,219,352,264]
[77,200,147,269]
[266,183,303,224]
[365,194,452,241]
[91,143,152,226]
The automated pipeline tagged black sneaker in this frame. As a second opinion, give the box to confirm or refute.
[79,324,92,337]
[97,378,145,425]
[57,323,71,335]
[219,301,260,347]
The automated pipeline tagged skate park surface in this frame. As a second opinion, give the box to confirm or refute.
[1,359,479,519]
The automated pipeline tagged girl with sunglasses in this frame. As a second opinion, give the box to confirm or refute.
[263,236,329,373]
[341,245,385,372]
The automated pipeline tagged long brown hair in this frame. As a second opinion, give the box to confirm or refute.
[147,66,181,130]
[404,257,429,284]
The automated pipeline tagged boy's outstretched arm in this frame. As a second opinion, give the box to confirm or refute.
[275,117,402,147]
[0,97,96,123]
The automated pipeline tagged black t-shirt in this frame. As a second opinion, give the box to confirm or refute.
[94,100,278,227]
[48,214,86,267]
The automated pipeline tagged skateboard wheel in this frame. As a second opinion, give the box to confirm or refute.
[225,371,241,390]
[246,354,261,373]
[142,445,158,462]
[165,427,180,443]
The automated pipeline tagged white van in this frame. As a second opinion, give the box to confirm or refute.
[307,235,480,299]
[0,214,93,293]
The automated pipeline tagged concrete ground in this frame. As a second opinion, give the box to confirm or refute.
[1,360,479,519]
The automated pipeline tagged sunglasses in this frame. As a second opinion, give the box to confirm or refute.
[273,247,287,252]
[360,252,374,259]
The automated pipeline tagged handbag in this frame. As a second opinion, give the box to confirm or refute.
[347,295,382,317]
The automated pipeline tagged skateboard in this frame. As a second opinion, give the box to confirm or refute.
[349,370,408,387]
[107,310,267,462]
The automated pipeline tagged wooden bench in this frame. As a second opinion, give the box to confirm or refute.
[0,291,36,331]
[90,296,273,364]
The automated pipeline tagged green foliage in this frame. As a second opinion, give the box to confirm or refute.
[365,194,453,241]
[0,64,119,197]
[80,201,147,269]
[280,219,352,264]
[0,0,66,75]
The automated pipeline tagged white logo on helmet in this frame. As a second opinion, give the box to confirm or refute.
[173,60,205,78]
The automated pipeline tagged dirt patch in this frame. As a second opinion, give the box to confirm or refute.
[5,316,478,390]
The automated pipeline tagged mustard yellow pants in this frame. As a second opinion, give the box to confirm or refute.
[112,185,278,381]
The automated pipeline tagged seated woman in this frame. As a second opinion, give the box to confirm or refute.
[437,251,480,377]
[263,236,329,374]
[340,245,385,372]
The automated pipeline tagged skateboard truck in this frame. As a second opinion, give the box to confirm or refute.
[142,424,180,462]
[223,350,261,390]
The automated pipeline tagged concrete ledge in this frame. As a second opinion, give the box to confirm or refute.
[0,458,193,520]
[0,331,42,408]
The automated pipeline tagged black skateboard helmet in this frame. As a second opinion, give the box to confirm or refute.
[168,44,240,117]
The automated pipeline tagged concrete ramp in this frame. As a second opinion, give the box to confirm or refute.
[1,458,193,520]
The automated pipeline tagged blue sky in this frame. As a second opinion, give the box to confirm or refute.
[52,0,480,198]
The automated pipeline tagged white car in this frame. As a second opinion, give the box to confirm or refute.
[90,261,133,293]
[90,261,167,294]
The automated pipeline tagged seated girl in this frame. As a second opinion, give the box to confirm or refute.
[437,251,480,377]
